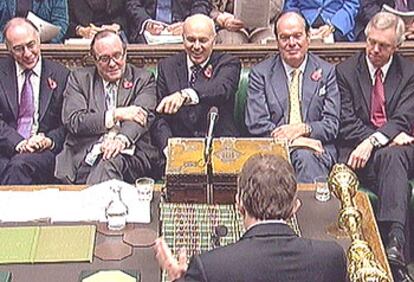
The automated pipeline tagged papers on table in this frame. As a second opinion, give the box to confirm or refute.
[0,179,150,224]
[64,38,92,45]
[382,4,414,25]
[143,30,183,45]
[27,12,60,42]
[234,0,270,29]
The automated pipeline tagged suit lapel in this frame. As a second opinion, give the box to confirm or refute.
[93,71,106,113]
[177,53,188,89]
[302,55,319,121]
[0,57,19,119]
[383,57,402,108]
[356,55,372,113]
[38,60,54,122]
[117,65,134,107]
[270,56,289,123]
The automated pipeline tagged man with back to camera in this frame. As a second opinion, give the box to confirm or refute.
[336,12,414,282]
[154,153,347,282]
[56,30,161,185]
[245,10,340,184]
[0,17,69,185]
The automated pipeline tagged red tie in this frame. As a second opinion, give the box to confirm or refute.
[370,69,387,128]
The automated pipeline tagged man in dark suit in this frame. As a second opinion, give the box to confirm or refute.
[336,12,414,282]
[245,11,340,183]
[154,154,347,282]
[126,0,210,43]
[66,0,127,39]
[355,0,414,40]
[152,14,240,155]
[0,18,69,185]
[55,30,161,185]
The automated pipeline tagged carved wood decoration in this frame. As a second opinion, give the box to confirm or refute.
[1,42,414,69]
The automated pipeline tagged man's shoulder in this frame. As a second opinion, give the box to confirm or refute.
[159,52,186,67]
[336,51,364,73]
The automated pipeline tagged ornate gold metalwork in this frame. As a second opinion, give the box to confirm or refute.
[328,164,391,282]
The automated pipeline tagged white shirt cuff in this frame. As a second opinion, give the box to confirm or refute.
[181,88,199,105]
[372,132,389,146]
[105,110,115,129]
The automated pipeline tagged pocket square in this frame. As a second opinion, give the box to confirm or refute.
[318,85,326,96]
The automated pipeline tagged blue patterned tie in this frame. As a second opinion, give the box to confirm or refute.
[17,70,34,138]
[155,0,172,24]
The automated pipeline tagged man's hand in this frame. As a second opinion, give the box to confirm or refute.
[101,137,126,160]
[153,237,188,281]
[216,12,234,28]
[166,22,184,35]
[156,92,186,114]
[17,134,53,153]
[347,138,374,170]
[146,21,165,35]
[114,106,148,127]
[77,25,101,39]
[311,25,333,38]
[271,124,307,141]
[390,132,414,146]
[101,23,121,33]
[223,17,244,32]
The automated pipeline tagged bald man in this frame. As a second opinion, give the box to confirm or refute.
[0,18,69,184]
[152,14,240,156]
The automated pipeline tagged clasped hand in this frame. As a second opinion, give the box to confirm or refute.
[114,105,148,127]
[16,133,52,153]
[271,124,306,141]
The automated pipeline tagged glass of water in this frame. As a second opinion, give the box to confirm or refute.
[135,177,154,202]
[314,176,331,202]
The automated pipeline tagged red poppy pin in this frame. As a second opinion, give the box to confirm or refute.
[47,77,57,90]
[203,64,213,79]
[123,79,133,89]
[311,68,323,82]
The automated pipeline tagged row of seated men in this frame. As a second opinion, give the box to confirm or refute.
[0,0,413,44]
[0,10,413,281]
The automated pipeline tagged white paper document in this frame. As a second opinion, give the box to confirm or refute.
[27,11,60,42]
[143,30,183,45]
[234,0,271,29]
[0,179,151,224]
[382,4,414,25]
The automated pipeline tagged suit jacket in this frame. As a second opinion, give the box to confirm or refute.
[0,0,69,43]
[0,56,69,158]
[55,63,160,183]
[126,0,211,43]
[336,52,414,160]
[245,53,340,159]
[66,0,127,38]
[179,223,347,282]
[355,0,414,40]
[152,51,240,150]
[284,0,360,41]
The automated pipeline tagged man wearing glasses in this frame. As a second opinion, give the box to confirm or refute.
[0,18,69,185]
[56,30,161,185]
[245,10,340,183]
[336,12,414,282]
[152,14,240,157]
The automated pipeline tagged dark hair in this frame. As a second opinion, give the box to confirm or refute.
[3,17,39,42]
[237,154,297,220]
[90,29,127,58]
[274,9,310,37]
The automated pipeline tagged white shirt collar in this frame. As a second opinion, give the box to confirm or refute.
[186,55,210,71]
[16,56,42,78]
[366,55,393,83]
[246,219,287,232]
[281,54,308,78]
[103,79,120,89]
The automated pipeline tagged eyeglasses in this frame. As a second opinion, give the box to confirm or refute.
[278,33,306,44]
[367,37,395,50]
[11,40,38,55]
[95,51,125,64]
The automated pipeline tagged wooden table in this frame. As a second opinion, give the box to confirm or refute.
[0,184,391,281]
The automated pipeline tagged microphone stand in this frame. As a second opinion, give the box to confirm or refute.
[205,142,214,204]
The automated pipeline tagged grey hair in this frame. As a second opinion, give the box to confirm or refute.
[365,12,406,46]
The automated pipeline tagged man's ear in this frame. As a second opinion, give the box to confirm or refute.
[235,193,246,218]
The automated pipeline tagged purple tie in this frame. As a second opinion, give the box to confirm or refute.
[370,69,387,128]
[17,70,34,139]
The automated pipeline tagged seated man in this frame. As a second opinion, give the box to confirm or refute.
[245,11,340,183]
[0,18,69,185]
[126,0,210,43]
[55,30,161,185]
[211,0,284,44]
[152,14,240,155]
[154,154,347,282]
[336,12,414,281]
[283,0,359,41]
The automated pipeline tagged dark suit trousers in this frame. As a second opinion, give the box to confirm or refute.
[0,151,56,185]
[353,145,414,226]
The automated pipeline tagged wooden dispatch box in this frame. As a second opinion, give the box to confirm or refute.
[165,138,290,203]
